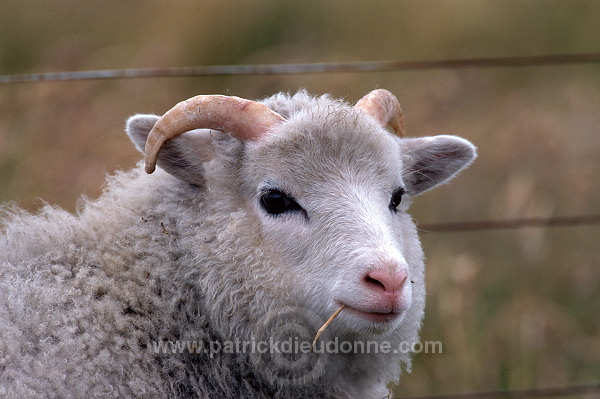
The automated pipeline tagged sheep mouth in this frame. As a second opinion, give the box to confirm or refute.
[339,303,402,324]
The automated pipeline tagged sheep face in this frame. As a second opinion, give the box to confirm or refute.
[239,104,475,338]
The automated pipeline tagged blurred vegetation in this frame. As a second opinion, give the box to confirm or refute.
[0,0,598,396]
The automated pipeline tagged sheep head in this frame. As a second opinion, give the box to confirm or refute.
[127,90,476,342]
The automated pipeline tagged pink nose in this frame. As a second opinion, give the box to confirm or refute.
[363,269,408,294]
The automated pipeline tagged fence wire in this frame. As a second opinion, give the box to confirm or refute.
[399,383,600,399]
[1,53,599,84]
[419,214,600,233]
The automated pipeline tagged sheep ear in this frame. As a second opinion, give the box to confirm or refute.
[126,114,219,186]
[400,135,477,196]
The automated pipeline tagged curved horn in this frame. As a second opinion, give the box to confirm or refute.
[354,89,405,137]
[144,95,285,173]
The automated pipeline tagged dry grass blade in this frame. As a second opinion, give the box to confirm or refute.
[311,304,346,350]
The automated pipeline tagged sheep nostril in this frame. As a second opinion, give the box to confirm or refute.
[364,274,386,291]
[363,269,407,294]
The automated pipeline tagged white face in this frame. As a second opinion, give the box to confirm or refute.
[243,119,420,337]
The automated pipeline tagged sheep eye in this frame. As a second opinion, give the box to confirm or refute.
[389,187,405,211]
[260,189,302,215]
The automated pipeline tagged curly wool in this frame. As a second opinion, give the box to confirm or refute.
[0,171,390,398]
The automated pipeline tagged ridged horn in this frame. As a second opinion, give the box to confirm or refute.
[144,95,285,173]
[354,89,405,137]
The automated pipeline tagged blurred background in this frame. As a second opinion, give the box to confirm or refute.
[0,0,598,396]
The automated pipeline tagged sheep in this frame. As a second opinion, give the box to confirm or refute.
[0,89,476,398]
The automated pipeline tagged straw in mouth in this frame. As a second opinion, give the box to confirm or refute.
[311,304,346,351]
